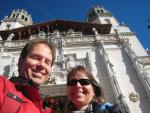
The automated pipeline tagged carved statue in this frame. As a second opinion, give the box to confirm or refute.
[0,35,2,40]
[53,30,60,37]
[7,33,14,41]
[8,57,18,78]
[86,52,92,71]
[67,56,76,70]
[0,46,4,53]
[67,29,75,36]
[92,28,98,35]
[38,31,46,38]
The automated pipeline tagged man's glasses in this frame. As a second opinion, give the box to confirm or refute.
[67,79,91,86]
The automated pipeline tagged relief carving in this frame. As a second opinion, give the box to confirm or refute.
[129,92,139,102]
[66,56,76,70]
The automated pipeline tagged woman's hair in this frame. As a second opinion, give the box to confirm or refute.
[66,65,105,112]
[18,38,56,72]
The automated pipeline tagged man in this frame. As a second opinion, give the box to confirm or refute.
[0,38,56,113]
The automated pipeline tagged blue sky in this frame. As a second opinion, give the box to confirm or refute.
[0,0,150,50]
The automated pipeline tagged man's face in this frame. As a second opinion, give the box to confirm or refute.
[19,43,52,85]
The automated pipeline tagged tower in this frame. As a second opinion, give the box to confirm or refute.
[86,5,131,33]
[87,5,147,56]
[86,5,150,113]
[87,6,119,26]
[0,9,33,30]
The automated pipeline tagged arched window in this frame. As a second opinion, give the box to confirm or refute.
[97,9,100,13]
[12,14,15,18]
[16,14,19,17]
[21,15,25,19]
[25,17,28,22]
[100,10,104,13]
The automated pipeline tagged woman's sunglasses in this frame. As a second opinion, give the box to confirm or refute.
[67,79,91,86]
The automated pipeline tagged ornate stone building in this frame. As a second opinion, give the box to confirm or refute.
[0,6,150,113]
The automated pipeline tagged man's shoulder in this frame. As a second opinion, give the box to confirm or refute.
[0,76,14,86]
[0,75,7,80]
[0,76,23,98]
[0,76,41,113]
[0,76,32,101]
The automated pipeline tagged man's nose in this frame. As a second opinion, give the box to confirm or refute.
[39,59,45,67]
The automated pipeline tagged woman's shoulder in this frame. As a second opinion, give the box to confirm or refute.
[93,102,123,113]
[96,102,113,111]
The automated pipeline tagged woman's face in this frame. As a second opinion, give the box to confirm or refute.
[67,70,95,109]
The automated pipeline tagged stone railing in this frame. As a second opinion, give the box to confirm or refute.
[137,56,150,65]
[3,40,28,48]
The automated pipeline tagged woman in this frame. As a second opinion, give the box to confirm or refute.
[66,65,123,113]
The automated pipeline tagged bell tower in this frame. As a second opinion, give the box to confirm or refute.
[87,5,119,26]
[87,5,131,33]
[0,9,33,30]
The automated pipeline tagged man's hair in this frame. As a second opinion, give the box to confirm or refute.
[18,39,56,71]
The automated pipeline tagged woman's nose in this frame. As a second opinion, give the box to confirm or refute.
[76,81,82,87]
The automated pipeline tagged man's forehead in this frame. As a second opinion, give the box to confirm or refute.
[29,43,52,55]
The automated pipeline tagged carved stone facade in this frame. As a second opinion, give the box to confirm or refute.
[0,6,150,113]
